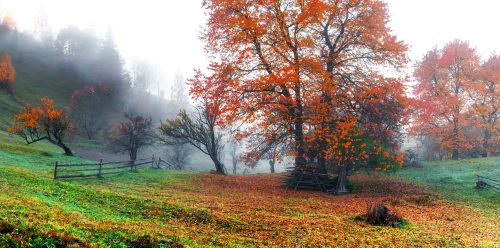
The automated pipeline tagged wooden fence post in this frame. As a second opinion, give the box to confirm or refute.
[54,162,58,180]
[98,159,103,177]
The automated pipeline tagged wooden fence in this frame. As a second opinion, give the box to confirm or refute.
[476,175,500,190]
[54,156,177,180]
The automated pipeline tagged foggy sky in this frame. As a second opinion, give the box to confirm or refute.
[1,0,499,89]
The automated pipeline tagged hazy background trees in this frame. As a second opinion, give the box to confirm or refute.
[412,40,499,160]
[108,113,156,163]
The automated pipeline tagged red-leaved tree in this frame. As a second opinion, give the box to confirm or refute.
[468,54,500,156]
[413,40,480,159]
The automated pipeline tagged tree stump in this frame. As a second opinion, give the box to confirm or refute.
[366,203,402,227]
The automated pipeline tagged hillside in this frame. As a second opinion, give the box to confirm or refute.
[0,130,498,247]
[0,30,87,129]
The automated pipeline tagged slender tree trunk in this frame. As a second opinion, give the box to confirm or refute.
[294,118,307,169]
[336,166,349,194]
[269,159,275,173]
[482,130,490,157]
[317,150,327,174]
[451,119,460,160]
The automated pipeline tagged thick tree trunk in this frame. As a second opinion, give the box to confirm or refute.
[214,161,225,174]
[53,140,73,156]
[336,166,349,194]
[59,143,74,156]
[210,154,226,175]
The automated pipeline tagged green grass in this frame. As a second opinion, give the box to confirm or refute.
[0,131,199,246]
[396,157,500,211]
[0,129,498,246]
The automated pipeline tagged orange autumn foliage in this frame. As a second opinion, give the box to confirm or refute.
[413,40,499,158]
[0,51,15,93]
[193,0,409,173]
[468,54,500,156]
[9,97,73,155]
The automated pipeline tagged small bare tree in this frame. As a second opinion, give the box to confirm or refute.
[70,86,106,140]
[108,113,156,163]
[159,102,226,174]
[164,144,192,170]
[229,139,239,174]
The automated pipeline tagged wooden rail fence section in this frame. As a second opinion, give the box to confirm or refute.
[476,175,500,190]
[54,156,177,179]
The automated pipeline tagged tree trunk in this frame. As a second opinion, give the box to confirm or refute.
[60,143,74,156]
[269,159,275,173]
[451,117,459,160]
[482,130,491,157]
[54,140,73,156]
[451,149,459,160]
[210,154,226,175]
[294,118,307,169]
[317,153,327,174]
[336,166,349,194]
[214,161,225,174]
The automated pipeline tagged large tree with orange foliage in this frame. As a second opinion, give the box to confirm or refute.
[0,51,15,93]
[9,97,73,156]
[413,40,480,160]
[193,0,409,191]
[468,54,499,156]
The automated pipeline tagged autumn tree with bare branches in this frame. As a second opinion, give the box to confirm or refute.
[159,102,226,174]
[108,113,156,163]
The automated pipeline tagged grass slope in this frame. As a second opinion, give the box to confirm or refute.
[396,157,500,211]
[0,130,499,247]
[0,46,86,129]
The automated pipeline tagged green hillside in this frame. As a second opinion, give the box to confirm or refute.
[0,50,86,129]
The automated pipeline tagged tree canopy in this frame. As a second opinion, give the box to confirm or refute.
[192,0,409,187]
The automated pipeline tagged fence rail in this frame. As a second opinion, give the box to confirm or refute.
[476,175,500,190]
[54,156,176,180]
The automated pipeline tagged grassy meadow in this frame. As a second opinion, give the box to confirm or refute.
[0,130,499,247]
